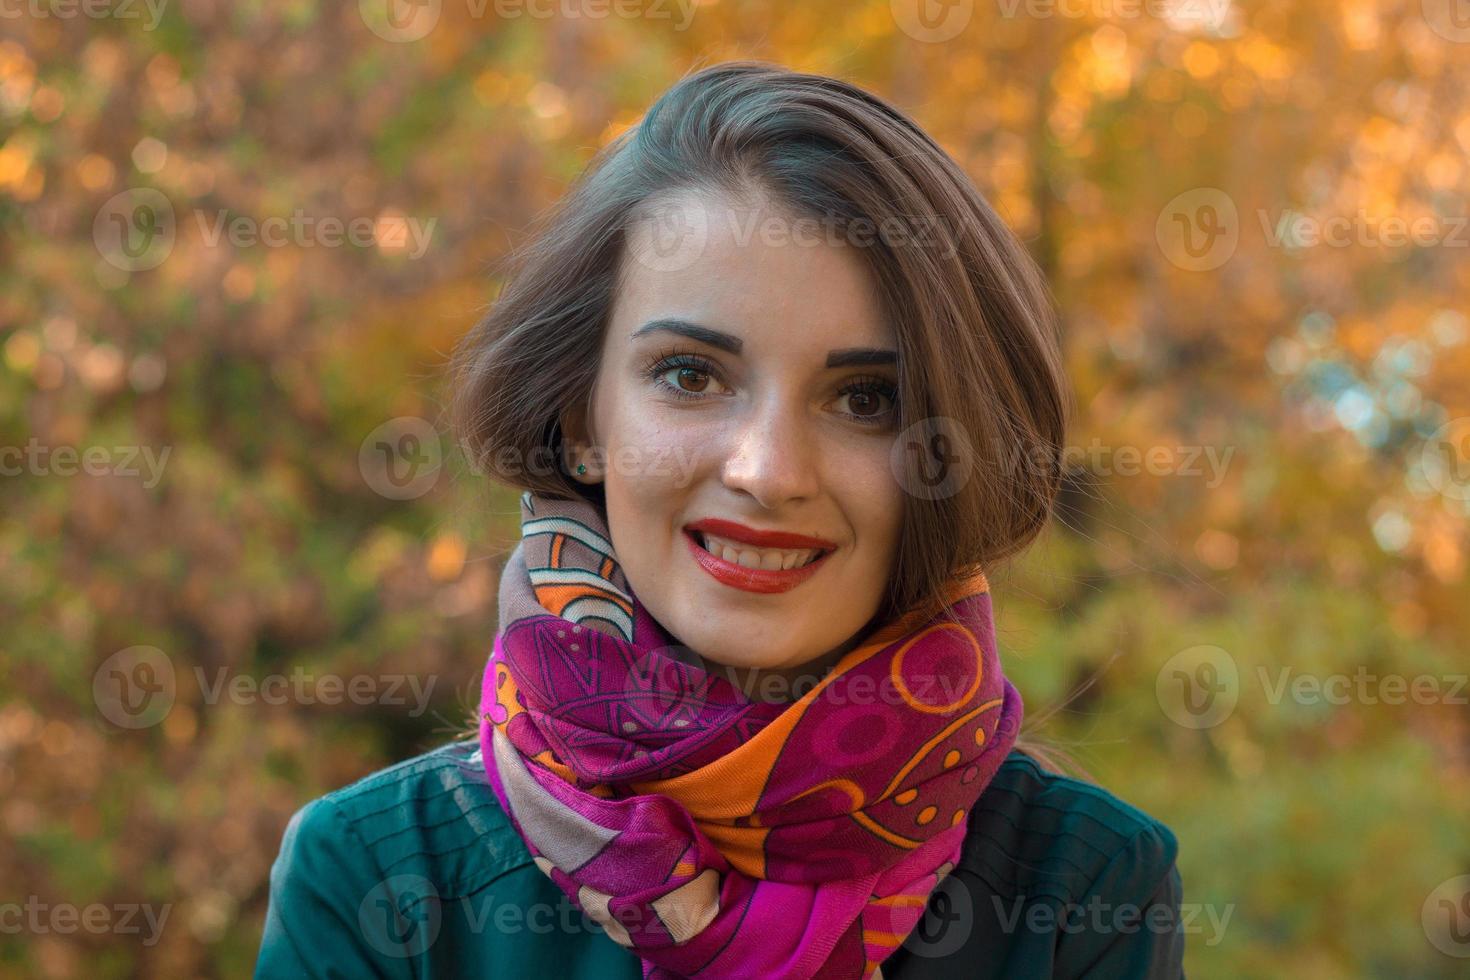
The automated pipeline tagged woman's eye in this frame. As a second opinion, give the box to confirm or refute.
[651,357,726,399]
[665,366,712,393]
[838,384,897,422]
[844,389,885,417]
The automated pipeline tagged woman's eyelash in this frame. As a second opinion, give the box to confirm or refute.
[643,349,899,424]
[838,376,900,426]
[644,351,720,400]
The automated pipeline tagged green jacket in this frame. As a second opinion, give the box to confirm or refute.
[256,740,1184,978]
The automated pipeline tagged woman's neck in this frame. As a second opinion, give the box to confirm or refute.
[701,644,853,705]
[692,603,893,704]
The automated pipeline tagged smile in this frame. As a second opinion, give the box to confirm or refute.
[682,520,836,594]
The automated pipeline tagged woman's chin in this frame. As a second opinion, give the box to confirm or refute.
[670,622,808,669]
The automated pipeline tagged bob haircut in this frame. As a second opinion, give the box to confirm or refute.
[451,60,1071,624]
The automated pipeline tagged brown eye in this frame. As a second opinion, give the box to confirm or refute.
[848,390,881,417]
[675,367,710,392]
[836,379,898,425]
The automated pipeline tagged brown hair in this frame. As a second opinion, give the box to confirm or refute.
[450,60,1079,771]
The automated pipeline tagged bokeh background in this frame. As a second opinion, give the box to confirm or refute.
[3,1,1469,976]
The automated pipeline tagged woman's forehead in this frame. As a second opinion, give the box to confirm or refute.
[615,193,894,355]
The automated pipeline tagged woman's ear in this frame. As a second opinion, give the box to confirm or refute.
[558,399,606,484]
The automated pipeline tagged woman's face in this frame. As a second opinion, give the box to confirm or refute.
[564,188,906,695]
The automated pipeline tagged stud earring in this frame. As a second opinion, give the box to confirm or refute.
[576,463,587,476]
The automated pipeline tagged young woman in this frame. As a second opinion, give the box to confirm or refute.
[257,62,1184,979]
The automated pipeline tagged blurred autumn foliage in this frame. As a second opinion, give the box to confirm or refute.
[2,1,1468,977]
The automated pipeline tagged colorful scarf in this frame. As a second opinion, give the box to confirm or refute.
[479,491,1023,979]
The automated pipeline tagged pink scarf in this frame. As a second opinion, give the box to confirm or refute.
[480,491,1022,978]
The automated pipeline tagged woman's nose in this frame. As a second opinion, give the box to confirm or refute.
[719,398,821,510]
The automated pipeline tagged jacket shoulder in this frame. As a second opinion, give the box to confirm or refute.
[891,749,1187,978]
[257,739,570,978]
[962,749,1180,904]
[287,737,533,899]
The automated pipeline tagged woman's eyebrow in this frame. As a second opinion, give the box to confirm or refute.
[632,318,897,367]
[631,318,742,353]
[825,347,897,368]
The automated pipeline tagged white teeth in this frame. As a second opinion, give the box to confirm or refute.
[697,532,821,571]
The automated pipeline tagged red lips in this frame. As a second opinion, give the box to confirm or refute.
[682,519,837,595]
[683,518,837,551]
